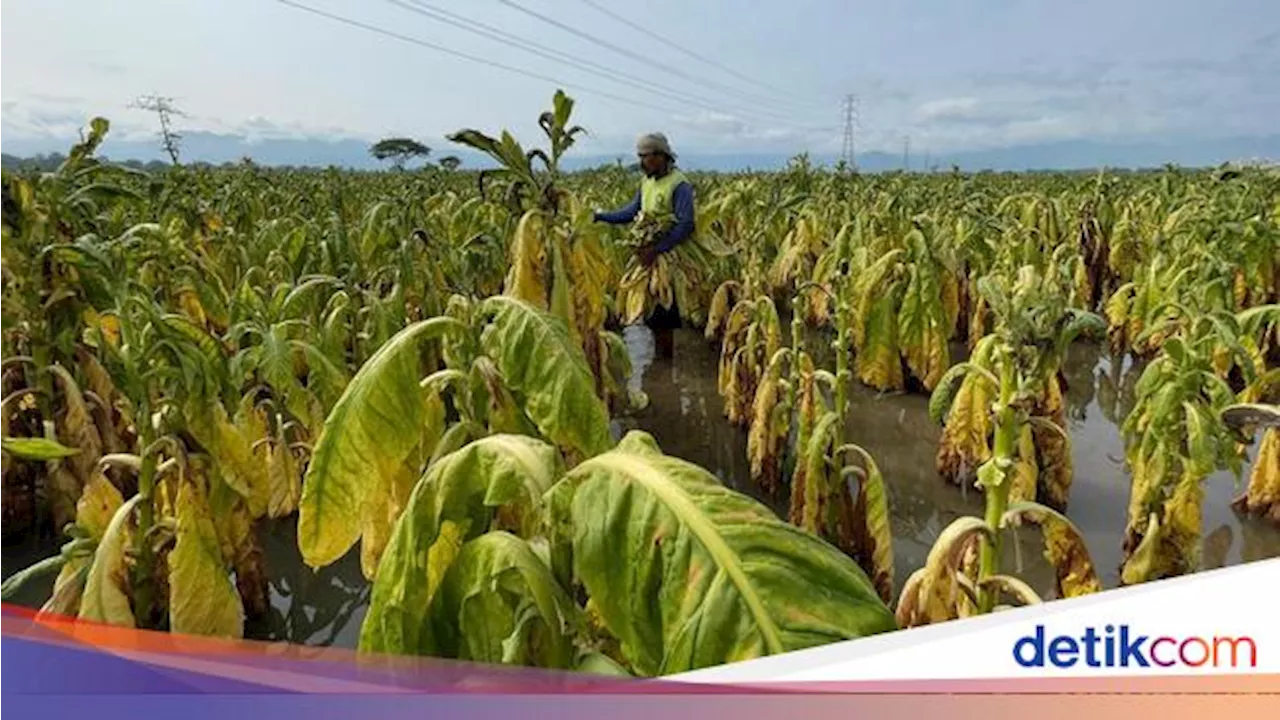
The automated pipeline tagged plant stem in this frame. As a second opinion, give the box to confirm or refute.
[834,296,850,437]
[979,349,1018,613]
[788,298,803,416]
[132,399,156,627]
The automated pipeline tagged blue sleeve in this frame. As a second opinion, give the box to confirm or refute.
[594,190,640,224]
[655,182,695,253]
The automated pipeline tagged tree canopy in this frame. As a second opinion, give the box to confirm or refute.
[370,137,431,170]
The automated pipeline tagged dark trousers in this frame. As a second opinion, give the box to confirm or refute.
[646,302,680,359]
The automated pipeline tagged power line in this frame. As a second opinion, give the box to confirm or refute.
[573,0,826,111]
[493,0,810,118]
[271,0,837,146]
[386,0,811,128]
[271,0,696,117]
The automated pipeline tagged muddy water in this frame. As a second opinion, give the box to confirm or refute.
[614,327,1280,595]
[4,327,1278,648]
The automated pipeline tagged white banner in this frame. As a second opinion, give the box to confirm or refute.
[672,559,1279,682]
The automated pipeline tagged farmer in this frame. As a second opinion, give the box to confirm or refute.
[592,132,695,360]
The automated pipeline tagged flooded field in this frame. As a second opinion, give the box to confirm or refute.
[4,326,1277,648]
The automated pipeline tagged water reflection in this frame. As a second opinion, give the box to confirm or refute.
[614,327,770,513]
[250,516,370,649]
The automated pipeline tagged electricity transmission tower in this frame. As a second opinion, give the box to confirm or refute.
[131,94,186,165]
[902,135,911,171]
[841,94,859,169]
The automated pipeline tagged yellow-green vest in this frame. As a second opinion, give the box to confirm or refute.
[640,169,689,217]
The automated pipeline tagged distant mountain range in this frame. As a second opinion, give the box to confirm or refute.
[4,130,1278,173]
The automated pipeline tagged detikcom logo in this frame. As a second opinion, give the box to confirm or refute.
[1013,625,1258,669]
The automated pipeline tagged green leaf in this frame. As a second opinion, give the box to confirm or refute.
[1183,402,1214,475]
[2,437,81,460]
[976,457,1003,490]
[553,431,896,676]
[576,651,632,676]
[448,129,502,159]
[359,435,564,655]
[927,362,996,425]
[427,532,580,668]
[1063,309,1107,342]
[479,296,612,457]
[298,316,462,572]
[1,554,67,602]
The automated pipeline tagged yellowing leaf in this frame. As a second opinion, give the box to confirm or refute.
[843,447,895,604]
[299,317,457,572]
[79,495,140,628]
[1002,502,1101,599]
[177,288,208,329]
[1032,376,1072,510]
[1011,424,1038,505]
[479,297,612,458]
[856,294,904,391]
[747,362,785,491]
[359,458,418,580]
[897,516,990,628]
[266,441,301,519]
[557,432,896,675]
[77,468,124,540]
[1235,428,1280,522]
[505,210,548,308]
[360,435,564,654]
[39,557,91,619]
[169,482,245,638]
[936,351,994,486]
[427,520,467,594]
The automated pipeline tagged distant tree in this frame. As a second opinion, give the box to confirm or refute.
[438,155,462,171]
[370,137,431,171]
[130,94,186,165]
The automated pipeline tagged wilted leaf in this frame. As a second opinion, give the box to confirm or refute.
[169,483,244,638]
[1002,501,1101,598]
[479,296,612,457]
[266,441,301,520]
[299,317,458,572]
[359,435,563,654]
[77,468,124,540]
[554,431,896,676]
[79,496,141,627]
[40,557,91,619]
[427,532,579,668]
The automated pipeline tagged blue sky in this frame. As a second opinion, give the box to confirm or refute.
[3,0,1278,162]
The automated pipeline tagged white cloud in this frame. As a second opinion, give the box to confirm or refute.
[1002,116,1079,143]
[915,97,981,122]
[673,111,748,135]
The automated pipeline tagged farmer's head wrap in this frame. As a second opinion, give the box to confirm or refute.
[636,132,676,160]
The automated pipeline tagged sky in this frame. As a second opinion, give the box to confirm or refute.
[2,0,1278,166]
